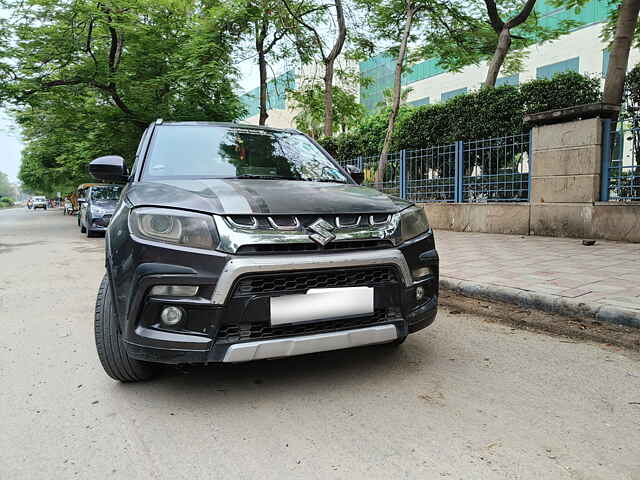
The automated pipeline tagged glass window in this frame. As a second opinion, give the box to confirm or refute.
[143,125,348,183]
[441,87,467,102]
[91,185,123,201]
[536,57,580,79]
[496,74,520,87]
[409,97,430,107]
[602,49,610,77]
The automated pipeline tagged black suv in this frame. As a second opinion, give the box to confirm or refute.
[89,121,439,382]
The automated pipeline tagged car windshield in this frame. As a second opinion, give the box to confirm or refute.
[34,197,45,201]
[143,125,348,183]
[91,186,122,201]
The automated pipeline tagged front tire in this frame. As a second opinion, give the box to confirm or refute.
[94,274,155,382]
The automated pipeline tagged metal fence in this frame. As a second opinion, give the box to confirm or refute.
[601,119,640,202]
[340,132,531,203]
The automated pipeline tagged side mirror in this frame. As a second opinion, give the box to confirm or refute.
[346,164,364,185]
[89,155,128,182]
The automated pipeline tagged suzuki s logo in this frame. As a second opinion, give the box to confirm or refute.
[307,218,336,246]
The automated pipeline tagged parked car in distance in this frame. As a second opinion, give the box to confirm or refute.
[79,184,123,237]
[89,121,439,382]
[32,196,47,210]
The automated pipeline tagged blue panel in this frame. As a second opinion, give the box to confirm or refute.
[408,97,430,106]
[441,88,467,102]
[239,70,296,118]
[536,57,580,79]
[496,74,519,86]
[602,49,610,77]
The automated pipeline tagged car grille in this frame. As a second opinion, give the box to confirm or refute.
[227,214,392,230]
[236,239,392,255]
[232,266,399,298]
[216,309,401,342]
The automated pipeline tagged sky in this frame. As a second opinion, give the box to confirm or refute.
[0,112,23,184]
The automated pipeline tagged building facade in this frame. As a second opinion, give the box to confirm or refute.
[240,0,638,129]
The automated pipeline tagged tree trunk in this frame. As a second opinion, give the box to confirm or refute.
[323,62,335,137]
[322,0,347,138]
[376,4,415,185]
[603,0,640,107]
[258,50,269,125]
[484,27,511,87]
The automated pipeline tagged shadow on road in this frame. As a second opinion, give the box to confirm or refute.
[112,339,438,404]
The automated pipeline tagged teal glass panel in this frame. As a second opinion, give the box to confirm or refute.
[496,74,519,87]
[536,57,580,79]
[441,88,467,102]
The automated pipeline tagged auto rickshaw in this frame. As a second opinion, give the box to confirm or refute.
[71,183,98,215]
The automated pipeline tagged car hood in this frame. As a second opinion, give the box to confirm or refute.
[126,179,411,215]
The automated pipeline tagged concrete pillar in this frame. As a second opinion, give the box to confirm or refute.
[529,118,603,237]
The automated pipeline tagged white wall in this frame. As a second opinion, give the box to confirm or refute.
[245,22,640,128]
[405,23,640,105]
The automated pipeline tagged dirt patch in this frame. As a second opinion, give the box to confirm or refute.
[0,241,45,254]
[441,290,640,353]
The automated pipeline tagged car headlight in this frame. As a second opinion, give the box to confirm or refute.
[129,207,219,250]
[397,206,430,244]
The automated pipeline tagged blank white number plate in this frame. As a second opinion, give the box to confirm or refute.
[270,287,374,326]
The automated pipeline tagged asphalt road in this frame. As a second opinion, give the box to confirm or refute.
[1,207,639,480]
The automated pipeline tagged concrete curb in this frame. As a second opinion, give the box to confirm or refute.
[441,277,640,329]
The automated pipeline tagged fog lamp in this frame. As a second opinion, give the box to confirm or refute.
[151,285,198,297]
[412,266,433,281]
[416,286,425,301]
[160,306,184,326]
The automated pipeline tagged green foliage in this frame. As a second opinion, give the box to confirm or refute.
[418,0,580,80]
[288,83,365,137]
[1,0,245,195]
[520,71,601,114]
[321,72,602,162]
[624,63,640,115]
[0,171,13,198]
[0,197,15,207]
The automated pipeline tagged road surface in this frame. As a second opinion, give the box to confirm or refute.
[1,207,639,479]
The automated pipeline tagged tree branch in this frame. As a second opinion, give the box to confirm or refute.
[281,0,327,60]
[483,0,504,33]
[506,0,537,29]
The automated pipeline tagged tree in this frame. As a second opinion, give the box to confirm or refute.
[483,0,536,87]
[288,82,364,137]
[421,0,579,87]
[0,172,12,198]
[0,0,244,193]
[220,0,319,126]
[602,0,640,107]
[283,0,347,137]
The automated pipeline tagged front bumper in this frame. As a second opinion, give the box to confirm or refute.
[114,234,439,365]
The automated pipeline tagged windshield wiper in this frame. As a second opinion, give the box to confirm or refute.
[304,178,347,184]
[231,174,299,180]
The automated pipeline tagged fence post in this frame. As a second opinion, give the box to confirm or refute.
[601,119,611,202]
[399,150,407,199]
[528,130,533,202]
[454,141,464,202]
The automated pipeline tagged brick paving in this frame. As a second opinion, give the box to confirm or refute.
[435,230,640,313]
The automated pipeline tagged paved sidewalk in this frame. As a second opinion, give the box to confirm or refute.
[436,231,640,327]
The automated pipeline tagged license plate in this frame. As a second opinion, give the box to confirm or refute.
[270,287,374,326]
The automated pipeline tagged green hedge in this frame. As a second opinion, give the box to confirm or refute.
[321,72,601,162]
[0,197,14,208]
